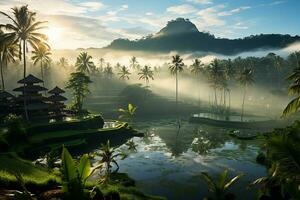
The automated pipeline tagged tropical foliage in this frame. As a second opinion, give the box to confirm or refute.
[138,65,154,86]
[0,5,48,120]
[250,121,300,199]
[282,59,300,117]
[118,103,137,123]
[66,71,92,113]
[95,140,126,184]
[201,169,243,200]
[75,52,96,74]
[169,54,184,112]
[31,44,51,86]
[118,65,131,80]
[61,146,97,200]
[236,68,254,121]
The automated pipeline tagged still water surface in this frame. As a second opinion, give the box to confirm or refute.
[95,118,266,200]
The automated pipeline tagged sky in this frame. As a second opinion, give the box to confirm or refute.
[0,0,299,49]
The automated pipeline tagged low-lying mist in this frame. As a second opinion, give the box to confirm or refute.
[5,42,300,118]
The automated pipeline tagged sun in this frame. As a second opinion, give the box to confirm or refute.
[45,27,61,45]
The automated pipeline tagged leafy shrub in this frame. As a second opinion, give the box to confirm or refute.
[4,114,27,143]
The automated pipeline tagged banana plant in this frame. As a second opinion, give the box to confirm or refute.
[96,140,127,184]
[118,103,137,123]
[61,146,99,200]
[201,169,243,200]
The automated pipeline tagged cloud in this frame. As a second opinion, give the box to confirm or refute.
[167,4,197,15]
[218,6,251,16]
[196,5,226,27]
[78,2,105,12]
[186,0,213,5]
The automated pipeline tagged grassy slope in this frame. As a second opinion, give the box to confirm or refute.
[0,152,59,187]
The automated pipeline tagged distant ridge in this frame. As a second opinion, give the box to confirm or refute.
[104,18,300,55]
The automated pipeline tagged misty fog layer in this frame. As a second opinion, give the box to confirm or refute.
[4,41,300,118]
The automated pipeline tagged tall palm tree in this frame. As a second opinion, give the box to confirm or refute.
[75,52,95,73]
[31,44,51,87]
[1,5,48,120]
[58,57,68,69]
[237,68,254,121]
[104,63,113,79]
[130,56,138,70]
[169,55,184,114]
[118,66,131,80]
[138,65,154,86]
[0,31,18,91]
[208,59,222,107]
[190,59,204,106]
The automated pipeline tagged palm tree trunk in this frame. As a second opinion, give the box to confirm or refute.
[0,56,4,91]
[176,70,178,116]
[214,88,217,106]
[23,40,29,121]
[241,87,246,121]
[40,58,46,95]
[223,89,226,107]
[228,90,231,111]
[198,78,201,108]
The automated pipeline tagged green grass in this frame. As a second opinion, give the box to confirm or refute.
[0,152,60,188]
[100,184,166,200]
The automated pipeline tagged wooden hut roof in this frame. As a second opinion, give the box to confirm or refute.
[0,91,15,99]
[13,85,48,92]
[17,74,43,84]
[48,86,65,94]
[48,94,67,102]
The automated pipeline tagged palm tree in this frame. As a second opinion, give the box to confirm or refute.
[31,44,51,87]
[224,59,235,110]
[0,31,18,91]
[75,52,95,73]
[201,169,243,200]
[237,68,254,121]
[208,59,222,107]
[138,65,154,87]
[1,5,48,120]
[129,56,138,70]
[58,57,68,69]
[190,59,204,106]
[104,63,113,79]
[169,55,184,114]
[118,66,131,80]
[282,66,300,117]
[99,57,105,69]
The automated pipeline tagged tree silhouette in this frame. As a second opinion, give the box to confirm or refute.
[31,44,51,87]
[237,68,254,121]
[138,65,154,87]
[169,55,184,115]
[190,59,204,107]
[1,5,48,120]
[118,65,131,80]
[75,52,95,74]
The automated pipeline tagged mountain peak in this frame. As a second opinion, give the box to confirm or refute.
[156,18,199,36]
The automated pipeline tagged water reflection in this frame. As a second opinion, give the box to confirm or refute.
[93,118,266,200]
